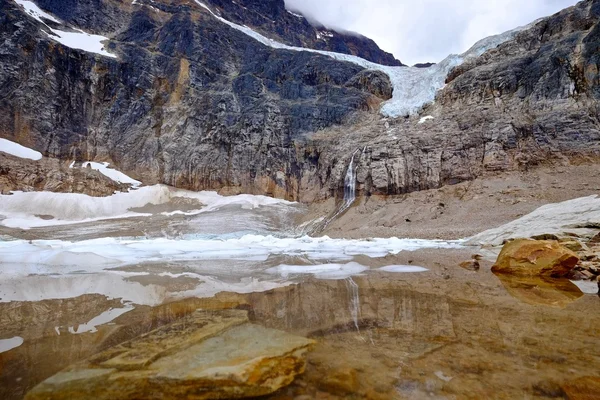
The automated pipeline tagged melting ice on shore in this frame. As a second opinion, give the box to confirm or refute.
[0,184,296,229]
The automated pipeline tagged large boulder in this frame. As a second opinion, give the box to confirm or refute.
[492,239,579,278]
[25,309,315,400]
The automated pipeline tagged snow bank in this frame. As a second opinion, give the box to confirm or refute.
[14,0,116,58]
[72,161,141,186]
[0,138,42,160]
[194,1,532,117]
[468,195,600,245]
[0,184,296,229]
[418,116,434,124]
[0,235,462,267]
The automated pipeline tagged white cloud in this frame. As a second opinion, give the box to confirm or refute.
[284,0,578,65]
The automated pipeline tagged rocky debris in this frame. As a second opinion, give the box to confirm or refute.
[459,255,480,271]
[0,154,128,196]
[25,309,315,400]
[560,376,600,400]
[492,239,579,278]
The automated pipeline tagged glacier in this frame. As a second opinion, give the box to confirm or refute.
[194,1,535,117]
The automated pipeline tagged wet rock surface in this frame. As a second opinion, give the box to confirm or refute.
[25,309,315,400]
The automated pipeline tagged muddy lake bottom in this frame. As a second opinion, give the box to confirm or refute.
[0,248,598,399]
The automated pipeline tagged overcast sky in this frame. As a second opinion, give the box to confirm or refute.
[284,0,578,65]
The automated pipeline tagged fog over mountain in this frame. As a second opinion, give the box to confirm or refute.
[284,0,578,65]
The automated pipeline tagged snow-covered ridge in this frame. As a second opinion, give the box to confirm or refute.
[0,138,42,160]
[13,0,116,58]
[0,184,296,229]
[194,1,533,117]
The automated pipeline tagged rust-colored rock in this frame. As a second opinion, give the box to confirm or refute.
[561,376,600,400]
[492,239,579,278]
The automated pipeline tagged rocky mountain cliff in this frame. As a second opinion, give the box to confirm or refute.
[0,0,599,202]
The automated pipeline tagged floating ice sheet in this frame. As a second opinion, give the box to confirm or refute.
[266,262,369,280]
[0,235,463,267]
[377,265,429,273]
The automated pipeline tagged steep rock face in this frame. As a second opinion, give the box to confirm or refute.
[201,0,403,66]
[0,0,391,199]
[1,0,600,202]
[297,0,600,201]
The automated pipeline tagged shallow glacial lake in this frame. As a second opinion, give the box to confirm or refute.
[0,195,598,399]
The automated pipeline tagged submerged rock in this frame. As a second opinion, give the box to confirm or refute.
[25,309,315,400]
[492,239,579,278]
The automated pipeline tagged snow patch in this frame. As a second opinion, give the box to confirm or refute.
[14,0,59,23]
[72,161,141,187]
[286,10,304,19]
[0,138,42,160]
[418,115,434,124]
[13,0,116,58]
[47,29,116,58]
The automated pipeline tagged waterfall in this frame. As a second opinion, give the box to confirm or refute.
[345,277,360,332]
[306,149,361,234]
[343,150,359,205]
[330,149,360,220]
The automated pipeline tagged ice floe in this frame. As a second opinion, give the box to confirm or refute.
[266,262,369,280]
[377,265,429,273]
[0,138,42,160]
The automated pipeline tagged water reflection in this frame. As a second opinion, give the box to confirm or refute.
[494,274,585,308]
[0,250,599,399]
